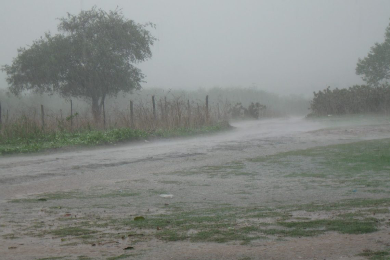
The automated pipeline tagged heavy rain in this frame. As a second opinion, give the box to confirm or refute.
[1,1,390,259]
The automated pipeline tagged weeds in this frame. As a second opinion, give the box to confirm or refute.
[106,255,135,260]
[50,227,97,238]
[249,138,390,190]
[358,249,390,260]
[9,190,387,245]
[0,122,229,155]
[0,93,234,155]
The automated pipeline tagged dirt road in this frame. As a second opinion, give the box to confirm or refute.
[1,116,390,260]
[1,117,385,199]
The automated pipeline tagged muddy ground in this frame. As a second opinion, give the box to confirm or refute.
[1,116,390,260]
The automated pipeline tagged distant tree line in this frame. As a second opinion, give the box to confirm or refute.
[309,84,390,116]
[310,18,390,117]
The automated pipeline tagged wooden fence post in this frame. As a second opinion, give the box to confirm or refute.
[0,102,2,126]
[152,95,156,120]
[205,95,209,122]
[70,99,73,129]
[102,100,106,129]
[130,100,134,127]
[217,103,220,120]
[176,100,181,126]
[6,109,9,124]
[164,97,167,120]
[41,104,45,130]
[187,100,191,127]
[159,99,164,122]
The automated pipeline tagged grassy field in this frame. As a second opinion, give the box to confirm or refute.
[2,138,390,259]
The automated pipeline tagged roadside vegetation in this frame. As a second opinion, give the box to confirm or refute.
[309,84,390,116]
[0,123,229,155]
[0,98,229,155]
[309,19,390,118]
[0,86,309,155]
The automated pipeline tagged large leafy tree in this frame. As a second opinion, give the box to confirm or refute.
[2,7,156,121]
[356,20,390,86]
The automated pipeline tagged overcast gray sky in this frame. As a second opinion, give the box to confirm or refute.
[1,0,390,96]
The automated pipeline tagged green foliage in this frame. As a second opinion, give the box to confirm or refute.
[106,255,134,260]
[50,227,97,237]
[358,249,390,260]
[2,7,156,120]
[356,20,390,86]
[0,123,230,155]
[249,138,390,192]
[309,85,390,116]
[279,219,378,234]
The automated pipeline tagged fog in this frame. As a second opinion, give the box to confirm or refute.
[3,2,390,258]
[1,0,390,96]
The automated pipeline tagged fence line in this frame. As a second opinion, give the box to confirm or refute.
[0,96,268,137]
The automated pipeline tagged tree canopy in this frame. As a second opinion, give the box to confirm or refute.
[356,20,390,86]
[2,7,156,121]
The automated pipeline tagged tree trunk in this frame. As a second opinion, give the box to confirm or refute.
[91,94,107,123]
[92,97,101,122]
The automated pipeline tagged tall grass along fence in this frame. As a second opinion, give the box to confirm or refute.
[0,95,238,149]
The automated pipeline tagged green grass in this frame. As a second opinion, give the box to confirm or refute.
[50,227,97,237]
[279,218,378,234]
[106,254,135,260]
[248,138,390,189]
[35,256,93,260]
[0,122,230,155]
[35,257,66,260]
[289,198,390,212]
[358,249,390,260]
[6,193,389,246]
[0,128,149,154]
[9,189,139,203]
[108,199,384,243]
[172,162,254,178]
[2,233,19,239]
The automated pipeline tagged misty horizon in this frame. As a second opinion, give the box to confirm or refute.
[1,0,390,96]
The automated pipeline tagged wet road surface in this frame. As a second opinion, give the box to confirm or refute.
[0,117,389,201]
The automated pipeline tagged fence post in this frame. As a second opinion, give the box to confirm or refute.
[6,109,9,124]
[205,95,209,122]
[164,97,167,120]
[130,100,134,128]
[41,104,45,130]
[187,100,191,127]
[159,99,164,123]
[152,95,156,120]
[0,102,2,126]
[217,103,220,120]
[70,99,73,130]
[102,100,106,129]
